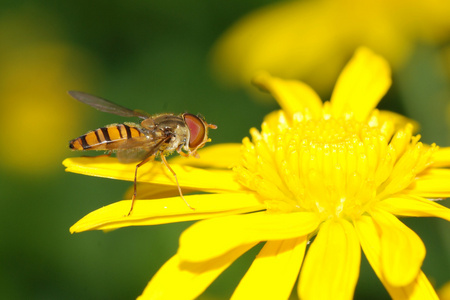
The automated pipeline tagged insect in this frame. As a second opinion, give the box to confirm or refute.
[68,91,217,215]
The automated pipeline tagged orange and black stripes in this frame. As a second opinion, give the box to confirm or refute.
[69,124,144,150]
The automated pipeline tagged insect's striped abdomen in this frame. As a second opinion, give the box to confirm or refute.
[69,123,144,150]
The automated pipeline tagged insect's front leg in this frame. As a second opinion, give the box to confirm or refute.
[176,145,190,157]
[177,144,200,159]
[160,154,195,211]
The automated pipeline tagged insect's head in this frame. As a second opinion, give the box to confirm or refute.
[182,113,217,156]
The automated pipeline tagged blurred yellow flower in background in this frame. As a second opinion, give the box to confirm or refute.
[439,281,450,300]
[211,0,450,93]
[65,48,450,299]
[0,8,97,175]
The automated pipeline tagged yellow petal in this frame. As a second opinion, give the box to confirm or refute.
[375,110,420,133]
[231,237,307,300]
[375,195,450,221]
[210,0,342,91]
[169,143,242,168]
[262,110,289,131]
[178,211,320,262]
[371,210,425,286]
[354,215,439,299]
[298,219,360,300]
[409,272,440,300]
[252,72,323,118]
[70,193,265,233]
[63,156,244,192]
[407,168,450,198]
[138,244,256,300]
[123,183,196,200]
[330,47,391,121]
[438,281,450,300]
[432,147,450,167]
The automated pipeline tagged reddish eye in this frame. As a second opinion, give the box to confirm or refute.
[183,114,206,149]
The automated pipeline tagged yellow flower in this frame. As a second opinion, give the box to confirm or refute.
[439,281,450,300]
[211,0,450,93]
[0,8,96,174]
[64,48,450,299]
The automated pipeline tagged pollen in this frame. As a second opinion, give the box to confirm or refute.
[236,109,437,220]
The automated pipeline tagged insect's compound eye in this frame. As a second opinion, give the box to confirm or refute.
[183,114,206,149]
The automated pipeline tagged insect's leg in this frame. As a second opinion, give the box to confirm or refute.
[176,145,189,157]
[160,154,195,211]
[127,155,154,216]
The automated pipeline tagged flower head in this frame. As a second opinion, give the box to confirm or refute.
[211,0,450,92]
[0,9,94,174]
[64,47,450,299]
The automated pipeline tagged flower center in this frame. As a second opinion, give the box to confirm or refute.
[283,119,384,217]
[236,111,435,220]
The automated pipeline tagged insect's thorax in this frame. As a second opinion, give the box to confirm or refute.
[142,114,190,153]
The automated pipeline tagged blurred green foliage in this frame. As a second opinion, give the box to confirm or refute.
[0,1,448,299]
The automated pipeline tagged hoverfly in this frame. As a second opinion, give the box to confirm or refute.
[68,91,217,215]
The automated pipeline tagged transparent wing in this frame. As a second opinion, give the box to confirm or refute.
[117,148,152,163]
[116,135,171,163]
[68,91,150,119]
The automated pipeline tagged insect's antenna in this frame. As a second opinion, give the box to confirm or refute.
[160,154,195,211]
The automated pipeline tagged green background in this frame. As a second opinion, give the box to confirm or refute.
[0,1,448,299]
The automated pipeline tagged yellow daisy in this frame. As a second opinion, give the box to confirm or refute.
[64,47,450,299]
[0,9,94,174]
